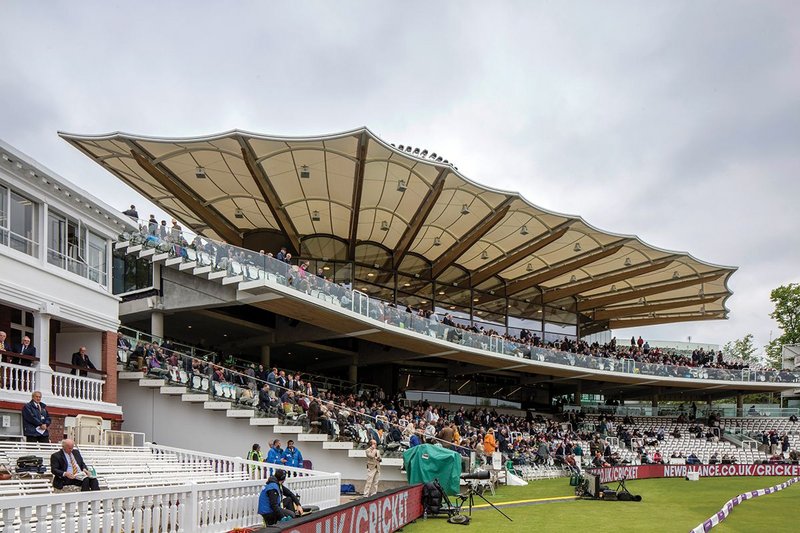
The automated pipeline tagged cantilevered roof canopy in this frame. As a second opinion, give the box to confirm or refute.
[60,127,736,331]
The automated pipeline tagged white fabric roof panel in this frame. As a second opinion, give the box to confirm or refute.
[60,127,737,329]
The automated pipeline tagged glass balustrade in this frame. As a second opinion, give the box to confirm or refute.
[119,222,800,385]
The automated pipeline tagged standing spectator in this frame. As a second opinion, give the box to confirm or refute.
[0,330,11,352]
[71,347,96,376]
[267,439,287,466]
[282,440,304,470]
[14,336,36,366]
[364,439,382,497]
[247,443,264,463]
[22,391,51,443]
[147,215,158,235]
[484,428,497,461]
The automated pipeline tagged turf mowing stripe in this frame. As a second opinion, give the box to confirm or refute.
[690,476,800,532]
[471,495,577,509]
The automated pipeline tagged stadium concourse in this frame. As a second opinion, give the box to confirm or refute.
[2,134,800,532]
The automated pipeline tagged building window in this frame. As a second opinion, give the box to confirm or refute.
[47,210,108,287]
[112,248,153,295]
[9,308,34,347]
[1,188,38,257]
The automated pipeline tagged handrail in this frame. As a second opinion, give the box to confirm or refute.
[118,338,461,451]
[119,325,379,393]
[118,221,800,385]
[51,361,108,377]
[0,349,39,364]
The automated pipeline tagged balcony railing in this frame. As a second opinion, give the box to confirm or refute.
[121,223,800,385]
[52,371,105,403]
[0,359,36,394]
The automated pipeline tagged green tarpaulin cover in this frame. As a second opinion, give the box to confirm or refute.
[403,444,462,496]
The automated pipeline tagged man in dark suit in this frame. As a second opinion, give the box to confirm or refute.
[22,391,51,443]
[71,347,96,376]
[14,336,36,366]
[0,330,10,352]
[50,439,100,491]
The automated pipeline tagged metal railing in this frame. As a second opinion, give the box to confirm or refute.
[119,326,379,394]
[118,222,800,386]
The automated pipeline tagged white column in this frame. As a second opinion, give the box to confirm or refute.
[105,237,113,289]
[151,311,164,339]
[39,202,49,266]
[34,311,54,398]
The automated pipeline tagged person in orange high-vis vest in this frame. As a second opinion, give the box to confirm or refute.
[484,428,497,459]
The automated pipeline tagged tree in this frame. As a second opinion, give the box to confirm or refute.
[764,283,800,369]
[722,333,758,364]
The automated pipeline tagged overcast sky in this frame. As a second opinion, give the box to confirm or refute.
[2,1,798,353]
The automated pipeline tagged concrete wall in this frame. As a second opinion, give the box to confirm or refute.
[117,380,405,482]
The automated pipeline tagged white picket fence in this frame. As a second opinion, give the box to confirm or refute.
[0,443,341,533]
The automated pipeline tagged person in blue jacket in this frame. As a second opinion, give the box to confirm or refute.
[22,391,51,443]
[258,470,302,525]
[282,440,304,470]
[267,439,287,466]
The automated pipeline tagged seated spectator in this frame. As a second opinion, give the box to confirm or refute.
[50,439,100,491]
[686,453,701,465]
[122,205,138,219]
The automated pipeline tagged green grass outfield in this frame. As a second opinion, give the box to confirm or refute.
[402,476,799,533]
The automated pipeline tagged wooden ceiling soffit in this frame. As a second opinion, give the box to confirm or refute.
[609,313,723,329]
[347,132,369,260]
[580,320,611,337]
[541,259,674,304]
[593,294,726,321]
[506,243,626,297]
[128,145,243,245]
[392,168,449,267]
[469,223,573,287]
[238,137,301,253]
[430,198,514,279]
[577,272,725,312]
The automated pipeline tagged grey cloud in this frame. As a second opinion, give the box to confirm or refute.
[0,0,797,353]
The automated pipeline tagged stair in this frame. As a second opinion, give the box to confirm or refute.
[181,394,209,402]
[273,425,304,434]
[139,379,166,387]
[160,386,187,395]
[120,370,405,480]
[226,409,256,418]
[250,417,280,426]
[323,441,353,450]
[297,433,329,442]
[203,401,230,410]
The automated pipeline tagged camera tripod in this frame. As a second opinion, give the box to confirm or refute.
[455,485,513,522]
